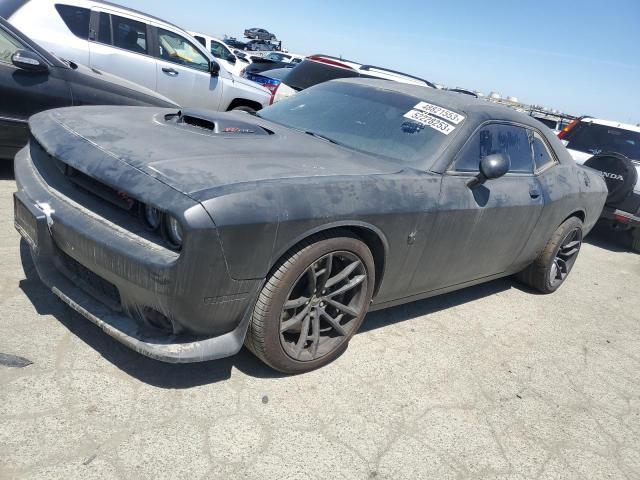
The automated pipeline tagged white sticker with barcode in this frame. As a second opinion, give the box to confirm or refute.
[413,102,465,125]
[403,110,456,135]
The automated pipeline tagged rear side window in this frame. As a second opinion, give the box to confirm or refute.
[55,4,90,39]
[532,132,555,170]
[112,15,147,54]
[97,12,111,45]
[454,123,534,173]
[193,35,205,47]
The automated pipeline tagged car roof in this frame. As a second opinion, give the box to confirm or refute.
[581,117,640,133]
[335,78,545,128]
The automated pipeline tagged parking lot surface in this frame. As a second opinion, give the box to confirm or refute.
[0,163,638,480]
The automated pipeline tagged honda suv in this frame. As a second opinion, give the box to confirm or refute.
[2,0,270,112]
[560,117,640,251]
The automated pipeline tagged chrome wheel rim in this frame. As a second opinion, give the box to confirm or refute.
[549,228,582,287]
[279,251,368,362]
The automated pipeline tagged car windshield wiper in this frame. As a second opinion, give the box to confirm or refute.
[303,130,340,145]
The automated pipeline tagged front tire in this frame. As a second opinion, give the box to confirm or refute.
[516,216,583,293]
[245,232,375,374]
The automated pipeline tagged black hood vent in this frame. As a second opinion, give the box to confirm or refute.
[166,109,272,136]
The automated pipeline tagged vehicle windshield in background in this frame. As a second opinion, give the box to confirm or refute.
[565,122,640,160]
[257,82,457,164]
[265,52,291,62]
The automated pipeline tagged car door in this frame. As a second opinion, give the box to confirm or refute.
[153,27,222,109]
[0,25,71,159]
[88,10,157,91]
[410,122,544,293]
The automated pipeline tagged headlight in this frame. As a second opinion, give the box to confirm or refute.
[142,204,162,230]
[165,215,183,249]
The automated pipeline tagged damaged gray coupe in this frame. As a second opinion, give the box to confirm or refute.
[14,78,607,373]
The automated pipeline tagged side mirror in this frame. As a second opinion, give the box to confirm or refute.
[11,49,48,72]
[209,60,220,76]
[467,153,510,188]
[228,54,236,64]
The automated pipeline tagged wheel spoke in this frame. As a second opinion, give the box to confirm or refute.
[325,274,366,298]
[320,310,347,336]
[556,258,568,278]
[317,253,333,290]
[325,260,361,289]
[325,297,359,317]
[310,311,321,356]
[284,296,309,310]
[294,314,311,357]
[280,304,310,333]
[306,264,317,295]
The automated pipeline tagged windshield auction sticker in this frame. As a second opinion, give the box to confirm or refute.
[403,109,456,135]
[413,102,465,125]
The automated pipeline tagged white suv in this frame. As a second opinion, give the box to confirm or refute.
[560,117,640,251]
[4,0,270,111]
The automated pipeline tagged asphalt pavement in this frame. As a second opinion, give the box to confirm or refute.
[1,162,638,480]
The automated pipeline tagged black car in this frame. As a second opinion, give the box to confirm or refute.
[0,18,178,161]
[14,79,607,373]
[244,28,276,41]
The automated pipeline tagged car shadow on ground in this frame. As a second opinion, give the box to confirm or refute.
[585,224,634,253]
[18,239,526,388]
[0,162,15,180]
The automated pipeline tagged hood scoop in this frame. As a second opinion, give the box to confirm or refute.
[165,108,271,136]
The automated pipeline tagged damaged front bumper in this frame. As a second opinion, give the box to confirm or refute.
[13,144,261,363]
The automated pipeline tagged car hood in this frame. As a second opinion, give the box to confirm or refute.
[69,62,179,107]
[30,106,401,199]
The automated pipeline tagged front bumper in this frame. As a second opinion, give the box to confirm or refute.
[14,144,261,363]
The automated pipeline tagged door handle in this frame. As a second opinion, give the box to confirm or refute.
[162,67,179,76]
[529,188,541,199]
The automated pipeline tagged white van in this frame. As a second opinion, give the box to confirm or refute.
[3,0,271,111]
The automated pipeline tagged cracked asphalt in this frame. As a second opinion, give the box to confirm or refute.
[0,162,639,479]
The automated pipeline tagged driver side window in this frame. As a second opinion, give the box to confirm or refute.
[453,123,534,174]
[157,28,209,72]
[0,27,24,65]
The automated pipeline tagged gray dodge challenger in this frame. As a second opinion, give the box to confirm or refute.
[14,78,607,373]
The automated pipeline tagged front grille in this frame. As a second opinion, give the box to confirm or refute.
[56,247,122,311]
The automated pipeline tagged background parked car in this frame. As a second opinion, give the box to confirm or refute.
[559,117,640,251]
[244,27,276,40]
[244,54,435,104]
[189,31,249,76]
[0,17,177,161]
[241,52,304,76]
[223,36,246,49]
[244,39,279,52]
[5,0,270,112]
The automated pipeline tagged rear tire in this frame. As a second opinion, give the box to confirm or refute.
[245,232,375,374]
[516,217,583,293]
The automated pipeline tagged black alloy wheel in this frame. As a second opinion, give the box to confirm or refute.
[279,251,368,361]
[245,232,375,373]
[549,227,582,288]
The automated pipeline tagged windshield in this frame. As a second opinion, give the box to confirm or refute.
[257,82,458,164]
[265,52,291,62]
[565,122,640,160]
